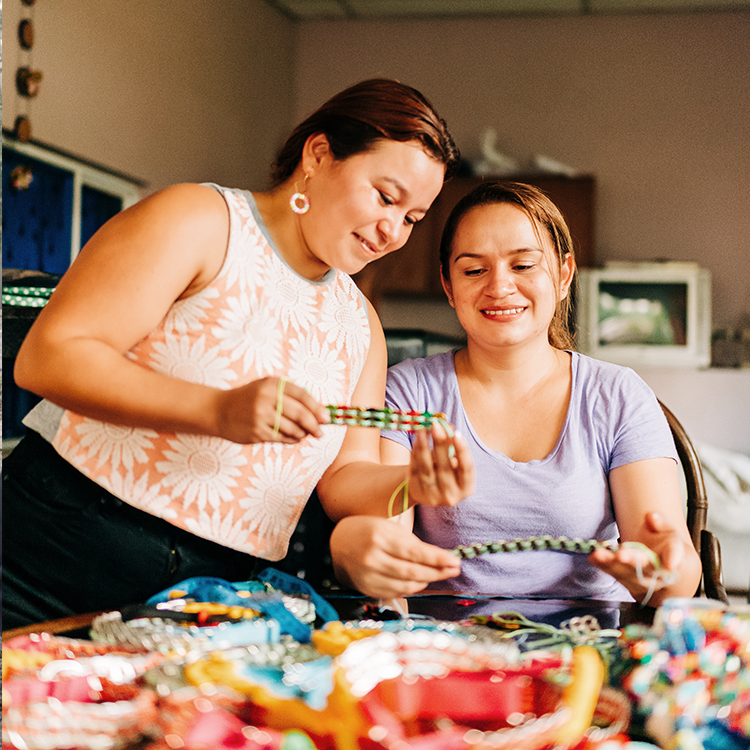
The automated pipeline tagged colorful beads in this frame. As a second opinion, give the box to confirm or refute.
[611,600,750,746]
[326,405,450,432]
[5,572,749,750]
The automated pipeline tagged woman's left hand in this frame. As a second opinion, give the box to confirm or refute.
[588,511,687,605]
[407,422,476,507]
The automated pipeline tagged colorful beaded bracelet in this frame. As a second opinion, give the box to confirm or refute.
[144,640,325,695]
[326,405,452,433]
[327,407,457,520]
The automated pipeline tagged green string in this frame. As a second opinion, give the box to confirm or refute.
[467,610,622,662]
[387,478,409,518]
[272,377,288,438]
[326,406,457,462]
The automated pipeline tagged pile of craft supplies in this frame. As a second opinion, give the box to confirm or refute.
[2,570,749,750]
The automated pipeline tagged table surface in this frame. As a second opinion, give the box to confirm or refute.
[2,592,653,642]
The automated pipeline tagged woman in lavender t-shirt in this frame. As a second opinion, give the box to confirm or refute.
[329,181,701,606]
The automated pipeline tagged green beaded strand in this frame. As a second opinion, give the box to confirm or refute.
[453,535,631,561]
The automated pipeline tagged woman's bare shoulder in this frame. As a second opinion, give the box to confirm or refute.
[131,183,229,223]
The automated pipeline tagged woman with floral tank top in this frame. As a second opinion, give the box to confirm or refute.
[3,79,475,629]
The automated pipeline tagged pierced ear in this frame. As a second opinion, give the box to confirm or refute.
[441,273,455,307]
[301,133,332,175]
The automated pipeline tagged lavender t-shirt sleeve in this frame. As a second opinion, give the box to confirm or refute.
[579,356,678,470]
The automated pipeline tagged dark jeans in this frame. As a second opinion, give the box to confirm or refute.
[2,431,261,631]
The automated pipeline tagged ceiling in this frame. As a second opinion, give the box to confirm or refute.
[263,0,750,19]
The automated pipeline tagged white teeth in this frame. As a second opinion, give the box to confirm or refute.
[356,235,375,252]
[484,307,524,316]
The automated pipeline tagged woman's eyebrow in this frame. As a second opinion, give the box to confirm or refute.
[452,248,544,263]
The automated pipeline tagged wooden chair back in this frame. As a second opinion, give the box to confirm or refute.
[658,400,728,603]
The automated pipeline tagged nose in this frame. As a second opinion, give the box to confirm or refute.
[377,215,408,251]
[486,264,517,296]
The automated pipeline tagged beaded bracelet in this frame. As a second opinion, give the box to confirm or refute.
[144,640,324,695]
[336,627,520,698]
[451,535,678,606]
[328,406,457,520]
[1,688,158,750]
[453,535,621,560]
[326,405,453,434]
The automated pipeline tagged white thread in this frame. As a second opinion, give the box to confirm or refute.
[633,552,678,607]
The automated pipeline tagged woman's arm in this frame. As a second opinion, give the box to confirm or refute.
[14,183,326,443]
[328,435,462,598]
[589,457,702,606]
[316,302,474,521]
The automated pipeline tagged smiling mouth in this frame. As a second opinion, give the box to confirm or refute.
[483,307,526,316]
[354,233,378,255]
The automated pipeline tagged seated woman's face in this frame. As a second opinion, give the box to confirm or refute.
[443,202,570,350]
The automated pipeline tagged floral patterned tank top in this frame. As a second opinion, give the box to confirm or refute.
[50,185,371,560]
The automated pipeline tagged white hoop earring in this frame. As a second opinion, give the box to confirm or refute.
[289,192,310,214]
[289,174,310,214]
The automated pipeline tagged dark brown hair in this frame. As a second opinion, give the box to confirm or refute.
[439,180,577,350]
[271,78,460,187]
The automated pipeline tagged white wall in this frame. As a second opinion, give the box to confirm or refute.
[636,367,750,593]
[636,368,750,454]
[295,12,750,334]
[2,0,297,193]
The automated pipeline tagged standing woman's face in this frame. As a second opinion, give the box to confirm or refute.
[442,202,574,351]
[299,136,445,276]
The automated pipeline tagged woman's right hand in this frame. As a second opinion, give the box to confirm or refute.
[215,377,329,444]
[329,516,462,599]
[406,423,476,507]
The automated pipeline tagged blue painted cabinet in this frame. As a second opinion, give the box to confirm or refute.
[2,136,142,443]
